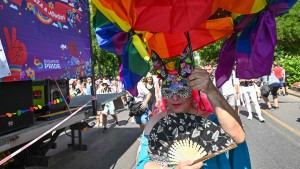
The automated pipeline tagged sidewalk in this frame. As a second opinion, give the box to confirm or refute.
[288,89,300,98]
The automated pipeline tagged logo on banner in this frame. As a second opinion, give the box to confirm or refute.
[44,59,61,69]
[27,0,82,25]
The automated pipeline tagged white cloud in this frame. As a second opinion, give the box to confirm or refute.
[52,23,58,27]
[60,44,67,50]
[10,4,18,10]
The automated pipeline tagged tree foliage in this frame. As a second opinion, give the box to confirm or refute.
[196,40,224,66]
[275,1,300,57]
[278,55,300,85]
[89,1,121,78]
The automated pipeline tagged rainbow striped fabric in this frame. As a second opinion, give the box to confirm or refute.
[92,0,298,92]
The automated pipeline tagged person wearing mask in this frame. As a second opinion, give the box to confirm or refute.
[136,45,249,169]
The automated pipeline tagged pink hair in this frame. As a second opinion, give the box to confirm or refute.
[152,90,214,116]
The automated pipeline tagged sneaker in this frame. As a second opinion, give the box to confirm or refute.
[115,122,120,127]
[247,115,253,120]
[131,118,135,124]
[102,127,107,133]
[258,116,265,122]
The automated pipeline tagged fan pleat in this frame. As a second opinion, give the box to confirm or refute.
[148,113,237,166]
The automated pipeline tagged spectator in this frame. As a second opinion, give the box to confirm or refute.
[203,61,215,80]
[145,75,157,112]
[240,79,265,122]
[97,79,119,133]
[80,82,87,95]
[86,77,92,95]
[261,72,280,110]
[75,79,83,95]
[218,70,241,115]
[116,75,124,93]
[283,69,290,95]
[110,78,118,93]
[134,78,151,129]
[273,63,284,95]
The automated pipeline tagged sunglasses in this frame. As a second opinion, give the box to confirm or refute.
[161,86,192,99]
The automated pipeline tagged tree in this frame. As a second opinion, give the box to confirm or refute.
[196,39,224,66]
[275,1,300,58]
[279,56,300,86]
[89,1,121,78]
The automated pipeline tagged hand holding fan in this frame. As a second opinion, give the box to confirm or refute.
[148,113,237,166]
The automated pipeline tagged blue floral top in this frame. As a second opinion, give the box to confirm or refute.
[136,114,251,169]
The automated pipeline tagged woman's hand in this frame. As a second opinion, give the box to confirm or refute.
[188,68,216,95]
[175,160,203,169]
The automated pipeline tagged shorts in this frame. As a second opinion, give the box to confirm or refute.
[135,108,150,125]
[102,102,115,115]
[262,83,280,97]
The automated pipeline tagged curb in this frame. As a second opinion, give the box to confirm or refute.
[289,93,300,98]
[288,89,300,98]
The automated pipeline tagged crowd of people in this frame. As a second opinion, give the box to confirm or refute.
[201,61,289,123]
[69,75,125,133]
[68,57,289,168]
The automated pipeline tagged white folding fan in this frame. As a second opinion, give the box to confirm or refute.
[148,113,237,166]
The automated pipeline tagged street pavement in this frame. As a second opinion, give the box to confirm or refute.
[26,90,300,169]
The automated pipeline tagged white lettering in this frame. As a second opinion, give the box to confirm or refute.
[48,11,65,21]
[43,60,61,69]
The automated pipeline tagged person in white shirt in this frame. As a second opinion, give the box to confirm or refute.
[218,70,240,114]
[96,79,119,133]
[134,78,151,129]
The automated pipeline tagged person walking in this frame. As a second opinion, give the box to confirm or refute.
[261,72,280,110]
[134,78,151,129]
[240,79,265,122]
[145,75,157,112]
[273,63,284,95]
[98,79,119,133]
[217,70,241,115]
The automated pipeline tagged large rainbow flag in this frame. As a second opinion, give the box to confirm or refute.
[92,0,298,92]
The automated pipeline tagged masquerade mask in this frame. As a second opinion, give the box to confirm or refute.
[161,86,192,99]
[152,44,194,89]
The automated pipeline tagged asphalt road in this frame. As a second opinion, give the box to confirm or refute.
[26,93,300,169]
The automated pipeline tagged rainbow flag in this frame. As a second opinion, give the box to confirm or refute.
[92,7,150,95]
